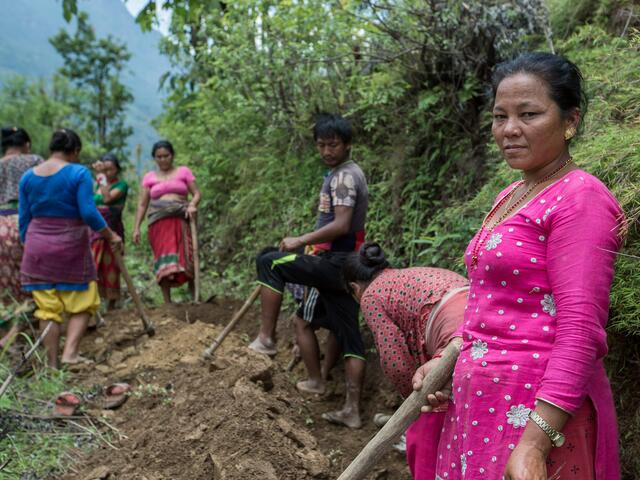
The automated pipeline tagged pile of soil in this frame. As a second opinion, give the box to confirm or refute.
[63,300,411,479]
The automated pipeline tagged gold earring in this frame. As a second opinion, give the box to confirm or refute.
[564,127,576,141]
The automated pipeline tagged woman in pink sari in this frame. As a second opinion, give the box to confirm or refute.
[413,52,622,479]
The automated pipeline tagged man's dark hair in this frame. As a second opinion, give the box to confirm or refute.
[313,113,353,144]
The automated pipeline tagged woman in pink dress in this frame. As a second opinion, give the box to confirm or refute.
[414,52,623,479]
[133,140,201,303]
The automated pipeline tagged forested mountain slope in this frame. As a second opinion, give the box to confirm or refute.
[0,0,170,159]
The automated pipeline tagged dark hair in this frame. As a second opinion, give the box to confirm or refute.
[151,140,175,157]
[1,126,31,154]
[49,128,82,154]
[343,242,390,292]
[101,152,121,172]
[491,52,587,128]
[313,113,353,144]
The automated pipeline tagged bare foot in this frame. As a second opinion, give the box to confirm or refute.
[296,378,326,395]
[248,337,277,356]
[322,408,362,429]
[60,354,93,365]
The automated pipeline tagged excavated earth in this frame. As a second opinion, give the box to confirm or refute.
[60,299,412,480]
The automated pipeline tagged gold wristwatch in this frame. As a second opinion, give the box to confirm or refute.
[528,410,565,447]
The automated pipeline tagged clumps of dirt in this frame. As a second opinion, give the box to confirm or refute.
[62,301,410,480]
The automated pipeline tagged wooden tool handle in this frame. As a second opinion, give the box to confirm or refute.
[336,340,461,480]
[190,216,200,303]
[203,285,261,358]
[0,322,53,399]
[113,249,154,335]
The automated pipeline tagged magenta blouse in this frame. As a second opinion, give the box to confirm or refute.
[435,170,623,479]
[142,166,195,200]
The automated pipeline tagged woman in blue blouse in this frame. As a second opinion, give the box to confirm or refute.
[19,129,122,368]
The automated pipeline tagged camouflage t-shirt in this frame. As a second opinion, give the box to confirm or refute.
[314,160,368,252]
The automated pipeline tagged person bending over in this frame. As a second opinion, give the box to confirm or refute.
[343,242,468,479]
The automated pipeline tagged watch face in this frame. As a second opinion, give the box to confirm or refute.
[554,434,566,447]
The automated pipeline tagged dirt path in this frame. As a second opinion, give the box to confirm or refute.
[62,300,411,479]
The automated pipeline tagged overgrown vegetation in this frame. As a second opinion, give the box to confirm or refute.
[0,347,76,478]
[3,0,639,477]
[137,0,549,289]
[137,1,639,476]
[50,11,134,156]
[0,75,102,161]
[0,9,134,161]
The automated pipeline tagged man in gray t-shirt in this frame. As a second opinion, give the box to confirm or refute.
[315,159,368,252]
[251,114,368,429]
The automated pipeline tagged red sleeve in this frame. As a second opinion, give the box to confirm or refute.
[362,292,417,398]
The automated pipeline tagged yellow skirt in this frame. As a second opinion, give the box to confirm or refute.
[32,281,100,323]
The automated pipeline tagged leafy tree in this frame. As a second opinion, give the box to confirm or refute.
[131,0,546,269]
[50,12,133,155]
[0,74,99,159]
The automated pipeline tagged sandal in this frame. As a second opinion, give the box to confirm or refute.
[54,391,83,416]
[102,382,131,409]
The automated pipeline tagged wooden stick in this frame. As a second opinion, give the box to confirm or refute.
[0,322,53,399]
[190,216,200,303]
[336,340,461,480]
[286,354,301,372]
[286,345,302,372]
[112,249,155,337]
[202,285,261,358]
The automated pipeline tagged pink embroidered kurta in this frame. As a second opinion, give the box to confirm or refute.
[435,170,622,479]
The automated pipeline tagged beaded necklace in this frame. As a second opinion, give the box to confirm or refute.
[470,157,573,267]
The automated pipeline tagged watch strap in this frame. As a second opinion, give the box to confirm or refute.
[528,410,564,447]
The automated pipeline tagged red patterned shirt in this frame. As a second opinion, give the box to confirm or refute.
[361,267,468,396]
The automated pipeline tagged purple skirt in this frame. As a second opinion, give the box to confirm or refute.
[21,217,97,286]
